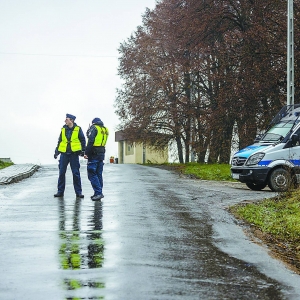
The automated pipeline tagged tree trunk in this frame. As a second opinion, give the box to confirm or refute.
[176,136,184,163]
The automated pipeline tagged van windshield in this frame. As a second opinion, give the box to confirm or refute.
[261,121,294,142]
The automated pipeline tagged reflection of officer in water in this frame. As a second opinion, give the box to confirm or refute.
[87,201,104,268]
[58,198,82,270]
[58,199,104,270]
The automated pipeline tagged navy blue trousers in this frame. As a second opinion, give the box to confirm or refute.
[57,153,82,195]
[87,159,104,196]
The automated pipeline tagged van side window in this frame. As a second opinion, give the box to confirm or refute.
[293,129,300,146]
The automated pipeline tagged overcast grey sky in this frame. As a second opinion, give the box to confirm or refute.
[0,0,157,164]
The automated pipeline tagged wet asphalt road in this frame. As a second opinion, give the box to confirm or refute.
[0,163,299,300]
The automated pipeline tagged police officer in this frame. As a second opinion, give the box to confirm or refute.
[54,113,86,198]
[84,117,109,201]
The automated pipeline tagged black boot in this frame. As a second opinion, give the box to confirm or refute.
[91,194,104,201]
[54,193,64,197]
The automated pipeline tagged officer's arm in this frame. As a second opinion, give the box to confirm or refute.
[85,126,97,156]
[78,127,86,152]
[54,132,62,156]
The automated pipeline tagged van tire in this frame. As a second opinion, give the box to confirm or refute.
[246,182,267,191]
[268,168,291,192]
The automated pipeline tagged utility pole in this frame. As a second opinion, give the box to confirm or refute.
[287,0,294,106]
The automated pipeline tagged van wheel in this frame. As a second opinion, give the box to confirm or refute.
[268,168,291,192]
[246,182,267,191]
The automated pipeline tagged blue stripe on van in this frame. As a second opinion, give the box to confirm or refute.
[290,160,300,166]
[258,159,300,167]
[258,160,272,166]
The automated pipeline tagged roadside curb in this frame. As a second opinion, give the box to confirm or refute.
[0,164,40,185]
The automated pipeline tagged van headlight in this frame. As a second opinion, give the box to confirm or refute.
[246,153,265,166]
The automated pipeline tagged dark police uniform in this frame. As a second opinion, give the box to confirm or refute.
[54,114,86,197]
[85,117,109,201]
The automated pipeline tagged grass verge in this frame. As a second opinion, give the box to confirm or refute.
[0,161,14,170]
[229,191,300,273]
[153,162,235,181]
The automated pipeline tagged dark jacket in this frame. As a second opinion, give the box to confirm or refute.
[85,119,107,160]
[55,123,86,155]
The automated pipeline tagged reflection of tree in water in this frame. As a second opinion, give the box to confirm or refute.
[58,198,105,297]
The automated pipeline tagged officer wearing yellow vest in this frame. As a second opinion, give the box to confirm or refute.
[84,117,109,201]
[54,113,86,198]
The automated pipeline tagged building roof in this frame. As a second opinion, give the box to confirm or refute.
[115,130,125,142]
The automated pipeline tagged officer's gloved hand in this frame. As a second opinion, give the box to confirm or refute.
[80,151,85,157]
[54,154,58,159]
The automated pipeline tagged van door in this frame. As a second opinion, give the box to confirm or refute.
[289,129,300,181]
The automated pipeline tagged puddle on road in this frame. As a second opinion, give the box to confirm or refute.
[58,199,105,298]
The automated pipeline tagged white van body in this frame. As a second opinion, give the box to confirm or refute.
[231,104,300,192]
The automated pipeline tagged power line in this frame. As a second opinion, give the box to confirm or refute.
[0,51,118,58]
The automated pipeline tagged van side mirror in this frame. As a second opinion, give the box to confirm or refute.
[291,134,300,146]
[254,134,262,143]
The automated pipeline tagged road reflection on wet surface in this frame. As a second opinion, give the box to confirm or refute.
[58,197,105,298]
[0,164,299,300]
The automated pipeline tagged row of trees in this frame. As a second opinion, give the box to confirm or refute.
[115,0,300,163]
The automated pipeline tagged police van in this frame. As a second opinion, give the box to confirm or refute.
[231,104,300,192]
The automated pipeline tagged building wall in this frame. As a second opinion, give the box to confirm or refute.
[117,141,168,164]
[117,141,124,164]
[144,146,168,164]
[134,143,143,164]
[0,158,12,163]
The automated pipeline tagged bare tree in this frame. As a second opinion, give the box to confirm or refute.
[115,0,298,164]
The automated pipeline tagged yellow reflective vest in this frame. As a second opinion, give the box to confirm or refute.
[58,126,82,153]
[93,125,109,146]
